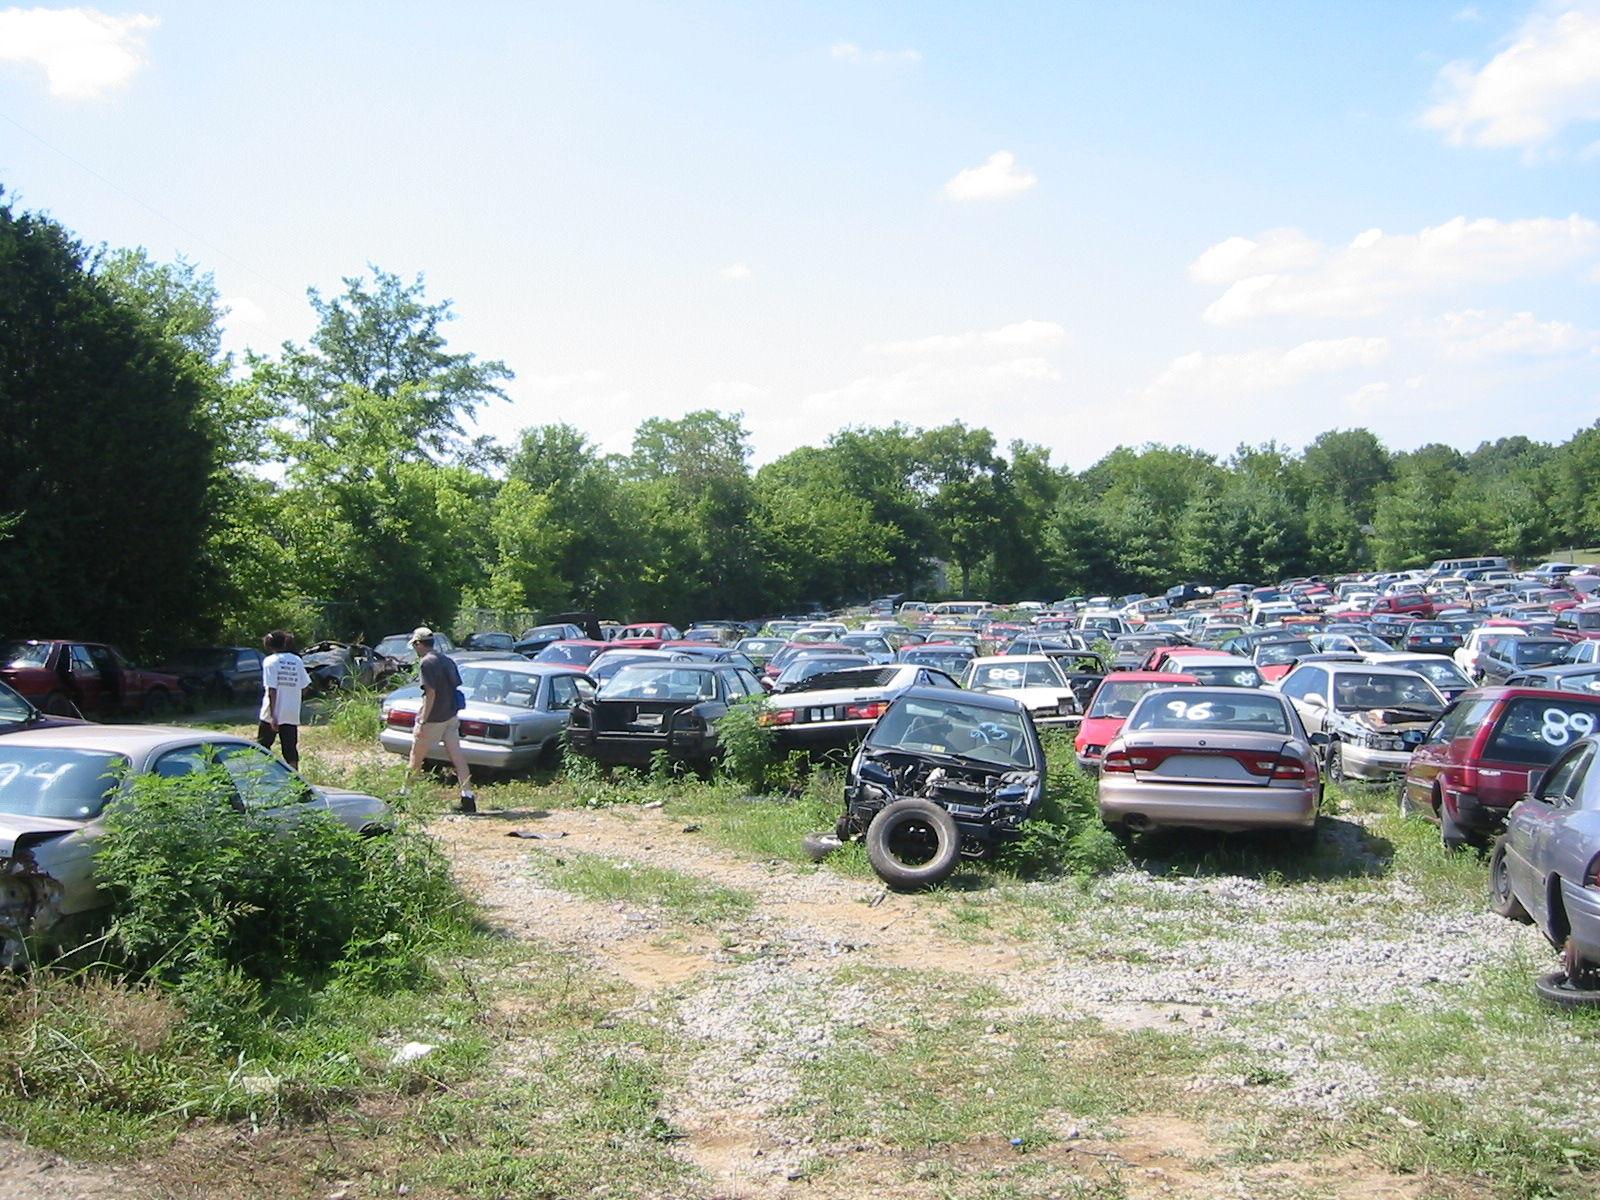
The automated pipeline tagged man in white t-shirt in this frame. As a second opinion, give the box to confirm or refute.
[258,630,312,769]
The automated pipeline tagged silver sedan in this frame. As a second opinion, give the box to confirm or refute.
[0,726,390,964]
[379,658,595,771]
[1492,733,1600,1006]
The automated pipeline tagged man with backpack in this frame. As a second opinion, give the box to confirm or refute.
[407,627,476,813]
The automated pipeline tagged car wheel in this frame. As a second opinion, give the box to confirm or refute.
[802,832,843,862]
[143,687,172,718]
[864,798,961,890]
[1535,963,1600,1009]
[1487,837,1532,923]
[207,672,234,702]
[41,692,82,719]
[1326,743,1346,786]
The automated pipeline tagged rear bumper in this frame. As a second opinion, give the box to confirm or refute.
[771,719,875,753]
[1098,776,1318,832]
[1560,878,1600,966]
[379,728,544,770]
[568,729,717,766]
[1448,790,1512,834]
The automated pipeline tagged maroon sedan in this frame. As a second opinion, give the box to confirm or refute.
[0,640,183,718]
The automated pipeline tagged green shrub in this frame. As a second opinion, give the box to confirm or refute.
[993,730,1127,878]
[321,685,383,742]
[714,695,806,793]
[94,768,472,1044]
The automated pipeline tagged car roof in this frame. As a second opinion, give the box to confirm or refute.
[890,685,1027,714]
[1100,670,1198,682]
[465,657,587,676]
[968,655,1056,666]
[0,725,256,754]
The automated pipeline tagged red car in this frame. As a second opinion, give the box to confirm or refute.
[1074,671,1201,774]
[1371,594,1435,618]
[0,640,184,718]
[1402,686,1600,849]
[1553,607,1600,642]
[608,623,683,652]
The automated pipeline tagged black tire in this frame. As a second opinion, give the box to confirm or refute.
[864,799,961,890]
[143,687,172,718]
[206,672,234,703]
[1488,837,1532,923]
[802,832,843,862]
[41,692,81,719]
[1326,744,1346,786]
[1534,970,1600,1009]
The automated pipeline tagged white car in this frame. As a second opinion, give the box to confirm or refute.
[0,726,390,963]
[1455,626,1531,681]
[961,655,1081,728]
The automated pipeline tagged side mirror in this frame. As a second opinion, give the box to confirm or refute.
[1304,693,1326,708]
[1309,732,1331,746]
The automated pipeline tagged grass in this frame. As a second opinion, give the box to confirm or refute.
[533,852,756,925]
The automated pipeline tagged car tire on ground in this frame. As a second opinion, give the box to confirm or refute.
[801,832,843,862]
[41,692,82,719]
[1488,837,1532,923]
[1534,970,1600,1009]
[143,687,172,718]
[864,798,961,890]
[1326,744,1346,786]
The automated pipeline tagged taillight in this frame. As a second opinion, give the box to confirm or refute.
[386,709,415,729]
[460,719,488,738]
[760,709,797,726]
[1101,749,1134,773]
[1272,754,1315,781]
[845,701,889,721]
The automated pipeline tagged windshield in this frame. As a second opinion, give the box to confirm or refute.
[0,749,125,819]
[0,643,50,669]
[535,642,602,666]
[0,682,36,724]
[900,650,974,676]
[1487,696,1600,764]
[1331,672,1443,713]
[1393,659,1470,689]
[1128,691,1292,735]
[778,656,868,683]
[864,697,1036,769]
[600,667,721,702]
[1513,642,1569,667]
[376,636,412,658]
[1255,640,1314,666]
[1087,678,1194,720]
[966,661,1065,690]
[1557,672,1600,695]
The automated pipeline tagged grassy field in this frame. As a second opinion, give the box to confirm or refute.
[3,703,1597,1199]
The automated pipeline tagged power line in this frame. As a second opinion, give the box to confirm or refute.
[0,106,300,300]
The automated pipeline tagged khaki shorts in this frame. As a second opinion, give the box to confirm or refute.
[409,716,461,766]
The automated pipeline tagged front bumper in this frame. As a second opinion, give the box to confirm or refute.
[1336,742,1415,780]
[1098,776,1318,833]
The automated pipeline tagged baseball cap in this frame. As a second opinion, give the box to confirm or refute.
[410,626,434,643]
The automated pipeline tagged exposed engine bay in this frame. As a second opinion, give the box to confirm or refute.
[840,751,1040,852]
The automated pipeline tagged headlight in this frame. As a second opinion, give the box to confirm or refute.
[1356,732,1404,751]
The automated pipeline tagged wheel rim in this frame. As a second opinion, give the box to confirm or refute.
[1491,854,1513,907]
[884,818,942,867]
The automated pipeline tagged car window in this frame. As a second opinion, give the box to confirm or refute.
[1186,664,1264,688]
[461,667,540,708]
[864,698,1035,769]
[546,675,582,711]
[216,744,309,809]
[1330,672,1442,713]
[1486,697,1600,764]
[1280,667,1326,702]
[733,669,764,696]
[1538,744,1594,808]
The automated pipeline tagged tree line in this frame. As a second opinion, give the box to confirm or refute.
[2,196,1595,654]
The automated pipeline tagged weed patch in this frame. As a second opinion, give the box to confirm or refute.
[535,852,755,925]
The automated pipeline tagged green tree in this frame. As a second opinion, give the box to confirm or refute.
[0,197,216,654]
[1301,428,1392,525]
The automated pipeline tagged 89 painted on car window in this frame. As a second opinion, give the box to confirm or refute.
[1541,706,1596,747]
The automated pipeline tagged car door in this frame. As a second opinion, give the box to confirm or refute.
[235,649,264,694]
[66,644,104,711]
[542,673,594,744]
[1280,666,1331,734]
[1517,743,1595,929]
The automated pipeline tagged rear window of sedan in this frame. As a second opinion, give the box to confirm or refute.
[1129,691,1292,735]
[599,667,722,701]
[1184,664,1264,688]
[0,748,126,819]
[1511,641,1570,666]
[967,661,1065,690]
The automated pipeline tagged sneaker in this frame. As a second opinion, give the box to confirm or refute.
[458,791,477,815]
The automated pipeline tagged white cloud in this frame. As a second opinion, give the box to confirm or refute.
[1147,337,1390,395]
[1432,308,1600,357]
[943,151,1037,202]
[869,319,1070,356]
[1422,7,1600,150]
[0,7,158,99]
[719,262,752,281]
[220,295,268,331]
[830,41,921,64]
[1193,215,1600,324]
[522,368,608,393]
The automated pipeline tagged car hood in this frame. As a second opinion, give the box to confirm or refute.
[773,683,904,706]
[1336,706,1439,733]
[0,813,87,857]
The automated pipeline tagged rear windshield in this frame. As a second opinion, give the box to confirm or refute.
[535,642,602,666]
[0,643,49,669]
[458,665,542,707]
[600,667,721,702]
[1184,664,1264,688]
[968,661,1064,690]
[1129,691,1292,735]
[1486,696,1600,764]
[788,667,899,693]
[0,748,125,819]
[1255,640,1314,666]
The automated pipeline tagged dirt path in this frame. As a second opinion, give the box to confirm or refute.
[428,804,1465,1200]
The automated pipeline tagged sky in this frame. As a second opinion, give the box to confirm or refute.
[1,1,1598,471]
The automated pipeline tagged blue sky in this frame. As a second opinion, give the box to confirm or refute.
[2,1,1597,469]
